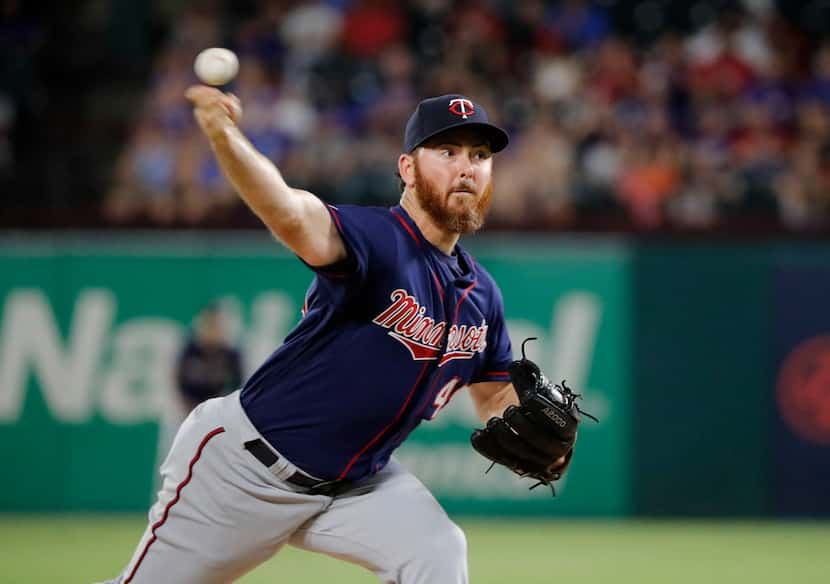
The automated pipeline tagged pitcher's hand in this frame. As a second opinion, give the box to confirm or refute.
[185,85,243,141]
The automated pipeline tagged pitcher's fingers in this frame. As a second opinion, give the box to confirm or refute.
[224,94,243,121]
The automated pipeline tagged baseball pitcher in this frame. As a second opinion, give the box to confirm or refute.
[102,89,590,584]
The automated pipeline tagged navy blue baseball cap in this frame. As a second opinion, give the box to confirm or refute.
[404,94,509,153]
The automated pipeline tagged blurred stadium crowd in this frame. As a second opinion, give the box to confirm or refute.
[3,0,830,232]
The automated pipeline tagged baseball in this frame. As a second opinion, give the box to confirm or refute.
[194,48,239,86]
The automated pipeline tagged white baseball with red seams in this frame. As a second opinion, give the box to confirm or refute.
[194,48,239,86]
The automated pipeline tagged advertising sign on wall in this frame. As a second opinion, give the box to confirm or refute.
[771,263,830,517]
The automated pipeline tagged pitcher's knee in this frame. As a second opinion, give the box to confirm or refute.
[435,522,467,562]
[405,522,467,581]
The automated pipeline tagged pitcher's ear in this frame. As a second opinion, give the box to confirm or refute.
[398,153,416,189]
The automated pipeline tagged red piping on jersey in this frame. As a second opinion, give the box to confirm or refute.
[415,277,478,419]
[123,426,226,583]
[453,279,477,323]
[390,209,421,247]
[328,205,344,232]
[486,371,509,377]
[337,362,430,480]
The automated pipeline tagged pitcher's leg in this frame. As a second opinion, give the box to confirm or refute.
[113,396,329,584]
[289,460,468,584]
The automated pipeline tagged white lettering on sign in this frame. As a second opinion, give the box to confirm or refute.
[0,289,114,422]
[99,319,182,423]
[0,288,295,424]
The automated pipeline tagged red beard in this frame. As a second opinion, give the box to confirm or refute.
[413,161,493,235]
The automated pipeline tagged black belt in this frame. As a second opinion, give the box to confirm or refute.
[244,438,349,496]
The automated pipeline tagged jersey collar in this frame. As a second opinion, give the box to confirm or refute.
[390,205,475,278]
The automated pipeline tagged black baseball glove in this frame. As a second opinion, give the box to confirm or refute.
[470,338,598,494]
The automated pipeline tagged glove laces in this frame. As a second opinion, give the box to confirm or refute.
[556,380,600,423]
[521,338,599,423]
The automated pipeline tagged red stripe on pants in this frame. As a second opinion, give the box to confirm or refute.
[124,426,226,583]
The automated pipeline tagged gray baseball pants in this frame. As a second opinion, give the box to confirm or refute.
[105,390,468,584]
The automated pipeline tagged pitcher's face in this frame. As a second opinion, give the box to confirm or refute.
[411,127,494,234]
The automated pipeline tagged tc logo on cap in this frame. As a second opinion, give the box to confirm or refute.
[448,98,475,119]
[403,94,508,153]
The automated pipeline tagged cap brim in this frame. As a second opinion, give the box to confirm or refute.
[411,122,509,153]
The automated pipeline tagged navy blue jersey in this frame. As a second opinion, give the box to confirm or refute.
[240,204,513,481]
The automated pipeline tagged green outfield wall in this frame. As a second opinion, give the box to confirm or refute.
[631,244,771,517]
[2,235,829,517]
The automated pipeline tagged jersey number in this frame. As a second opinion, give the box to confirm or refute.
[430,377,468,419]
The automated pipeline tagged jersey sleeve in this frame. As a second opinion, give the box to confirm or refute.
[473,284,513,383]
[300,204,388,288]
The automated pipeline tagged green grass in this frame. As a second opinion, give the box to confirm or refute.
[1,515,828,583]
